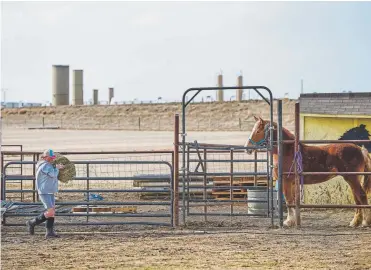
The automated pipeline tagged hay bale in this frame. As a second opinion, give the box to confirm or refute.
[52,153,76,183]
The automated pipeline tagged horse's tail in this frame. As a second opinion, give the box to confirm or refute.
[361,145,371,194]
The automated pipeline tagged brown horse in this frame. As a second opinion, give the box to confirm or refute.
[245,116,371,227]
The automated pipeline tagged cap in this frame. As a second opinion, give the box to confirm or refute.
[42,149,56,159]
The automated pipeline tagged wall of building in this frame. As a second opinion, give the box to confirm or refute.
[300,92,371,205]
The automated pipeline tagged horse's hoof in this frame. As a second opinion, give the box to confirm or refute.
[361,220,371,227]
[349,221,361,228]
[283,219,295,227]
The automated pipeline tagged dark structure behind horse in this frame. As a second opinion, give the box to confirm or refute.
[338,124,371,152]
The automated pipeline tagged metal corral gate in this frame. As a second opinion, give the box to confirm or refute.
[2,160,174,227]
[180,86,284,227]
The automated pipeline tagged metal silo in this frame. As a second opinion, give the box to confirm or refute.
[108,88,114,104]
[52,65,69,106]
[237,75,243,101]
[93,89,99,105]
[72,70,84,105]
[217,74,223,102]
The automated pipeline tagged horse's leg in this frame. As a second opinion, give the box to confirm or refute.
[344,175,365,227]
[283,177,296,227]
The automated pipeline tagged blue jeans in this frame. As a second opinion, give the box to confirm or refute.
[39,194,55,209]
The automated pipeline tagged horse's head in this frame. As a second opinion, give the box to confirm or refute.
[244,116,269,154]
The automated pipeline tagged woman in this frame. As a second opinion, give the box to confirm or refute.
[26,149,64,238]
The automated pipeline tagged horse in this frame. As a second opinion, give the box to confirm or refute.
[244,116,371,227]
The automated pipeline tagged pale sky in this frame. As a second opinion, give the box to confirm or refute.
[1,1,371,104]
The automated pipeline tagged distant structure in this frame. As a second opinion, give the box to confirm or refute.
[108,88,114,104]
[93,89,99,105]
[52,65,69,106]
[72,70,84,105]
[237,74,243,101]
[217,74,223,102]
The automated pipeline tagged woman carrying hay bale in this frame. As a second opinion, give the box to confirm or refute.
[26,149,75,239]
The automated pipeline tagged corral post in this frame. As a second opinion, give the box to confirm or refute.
[277,100,284,227]
[173,114,180,227]
[294,102,301,227]
[1,152,4,201]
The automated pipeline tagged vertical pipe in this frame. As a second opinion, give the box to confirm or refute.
[186,146,190,216]
[203,149,207,222]
[1,153,4,201]
[254,151,258,186]
[294,102,301,227]
[32,154,37,202]
[87,163,90,223]
[230,149,234,216]
[277,99,284,228]
[173,114,179,227]
[182,101,186,226]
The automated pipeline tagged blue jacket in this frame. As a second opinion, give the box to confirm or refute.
[36,160,59,194]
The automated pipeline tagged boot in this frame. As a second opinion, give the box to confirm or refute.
[45,217,60,239]
[26,213,47,235]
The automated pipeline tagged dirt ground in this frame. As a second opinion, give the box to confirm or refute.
[2,128,371,269]
[2,209,371,270]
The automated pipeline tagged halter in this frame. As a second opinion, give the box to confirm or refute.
[249,123,271,146]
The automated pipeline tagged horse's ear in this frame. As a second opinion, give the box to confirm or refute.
[253,115,259,122]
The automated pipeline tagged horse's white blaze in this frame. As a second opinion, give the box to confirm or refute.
[245,121,260,149]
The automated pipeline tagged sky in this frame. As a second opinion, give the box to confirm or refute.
[1,1,371,104]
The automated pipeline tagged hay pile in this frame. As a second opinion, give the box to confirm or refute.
[52,153,76,183]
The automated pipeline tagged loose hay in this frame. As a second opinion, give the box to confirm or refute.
[52,153,76,183]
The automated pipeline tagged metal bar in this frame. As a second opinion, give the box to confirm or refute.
[4,176,173,181]
[188,159,268,163]
[253,88,270,105]
[188,172,268,176]
[186,145,267,151]
[188,213,267,217]
[185,90,202,107]
[294,102,301,227]
[1,153,4,201]
[254,151,258,186]
[32,154,36,202]
[230,149,234,216]
[186,144,191,216]
[11,201,171,206]
[173,114,179,227]
[287,204,371,209]
[5,189,171,193]
[283,172,371,176]
[6,213,171,217]
[189,199,269,203]
[1,150,175,155]
[86,163,90,223]
[277,99,284,228]
[193,142,205,173]
[283,140,371,144]
[203,148,207,222]
[3,222,172,227]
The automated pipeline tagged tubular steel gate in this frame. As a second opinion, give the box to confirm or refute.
[180,86,284,227]
[2,158,174,227]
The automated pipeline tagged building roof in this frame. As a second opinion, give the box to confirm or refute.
[299,92,371,116]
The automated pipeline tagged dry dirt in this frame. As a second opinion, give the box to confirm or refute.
[2,111,371,269]
[2,210,371,270]
[1,99,296,132]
